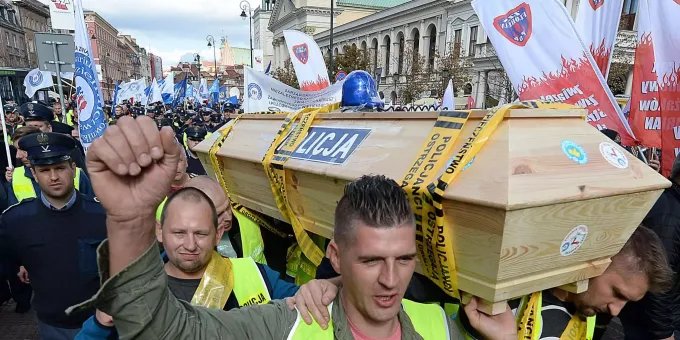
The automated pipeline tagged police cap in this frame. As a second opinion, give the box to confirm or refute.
[18,132,75,166]
[191,116,204,124]
[20,102,54,122]
[185,126,208,141]
[3,103,16,113]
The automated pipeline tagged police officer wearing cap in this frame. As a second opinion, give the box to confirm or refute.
[0,132,107,339]
[184,126,208,176]
[20,102,88,174]
[3,103,22,144]
[6,125,93,206]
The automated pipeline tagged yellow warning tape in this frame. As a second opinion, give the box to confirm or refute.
[262,103,341,267]
[191,251,234,309]
[403,101,576,299]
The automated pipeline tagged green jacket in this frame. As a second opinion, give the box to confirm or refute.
[69,240,466,340]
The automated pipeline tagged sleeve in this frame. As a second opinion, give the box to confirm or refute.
[0,216,19,267]
[262,264,299,300]
[446,313,468,340]
[75,316,115,340]
[315,257,339,280]
[67,240,298,340]
[78,172,94,198]
[5,183,18,207]
[637,212,680,338]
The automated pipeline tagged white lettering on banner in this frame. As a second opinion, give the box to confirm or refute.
[575,95,600,108]
[642,81,659,94]
[585,109,607,123]
[645,117,661,130]
[674,126,680,140]
[285,126,372,165]
[640,99,660,112]
[539,85,584,103]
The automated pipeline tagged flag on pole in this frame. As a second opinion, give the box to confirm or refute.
[471,0,635,145]
[574,0,624,78]
[172,76,188,109]
[627,0,660,149]
[23,68,54,98]
[441,79,454,110]
[208,79,219,106]
[265,60,272,75]
[146,78,162,105]
[647,0,680,177]
[467,96,476,110]
[159,72,174,104]
[74,0,106,151]
[112,80,120,116]
[283,30,331,91]
[199,79,209,101]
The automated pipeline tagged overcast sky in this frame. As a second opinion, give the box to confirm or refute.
[39,0,254,68]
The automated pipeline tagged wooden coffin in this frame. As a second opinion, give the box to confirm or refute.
[194,108,670,307]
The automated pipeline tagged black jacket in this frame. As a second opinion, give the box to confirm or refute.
[619,182,680,339]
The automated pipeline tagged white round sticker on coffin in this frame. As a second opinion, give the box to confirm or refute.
[560,225,588,256]
[599,142,629,169]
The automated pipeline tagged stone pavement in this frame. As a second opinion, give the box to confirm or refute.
[0,300,39,340]
[0,297,629,340]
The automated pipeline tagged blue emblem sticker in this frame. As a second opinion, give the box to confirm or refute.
[462,156,476,172]
[561,140,588,164]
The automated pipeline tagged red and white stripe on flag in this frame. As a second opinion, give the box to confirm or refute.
[627,0,661,149]
[648,0,680,177]
[574,0,624,78]
[471,0,636,145]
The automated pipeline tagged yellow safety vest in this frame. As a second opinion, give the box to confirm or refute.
[156,199,266,264]
[12,166,82,202]
[288,299,449,340]
[286,234,326,285]
[231,257,271,307]
[65,110,75,126]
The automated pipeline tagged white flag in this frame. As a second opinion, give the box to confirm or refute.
[283,30,330,91]
[24,69,54,98]
[115,79,147,104]
[574,0,624,78]
[441,80,454,110]
[159,72,174,96]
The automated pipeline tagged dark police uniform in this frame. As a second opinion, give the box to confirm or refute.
[0,132,107,339]
[185,126,208,176]
[19,102,88,174]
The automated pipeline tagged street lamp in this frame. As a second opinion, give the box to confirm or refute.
[240,0,254,68]
[206,35,218,81]
[194,53,202,82]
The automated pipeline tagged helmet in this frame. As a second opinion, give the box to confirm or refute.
[341,70,383,109]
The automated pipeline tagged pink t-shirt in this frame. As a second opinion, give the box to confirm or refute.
[348,319,402,340]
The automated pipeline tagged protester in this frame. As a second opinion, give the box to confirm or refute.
[6,126,93,205]
[69,116,516,340]
[183,126,208,176]
[76,184,337,339]
[0,132,107,340]
[618,152,680,339]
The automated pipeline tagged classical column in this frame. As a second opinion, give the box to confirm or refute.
[476,70,488,109]
[419,20,426,56]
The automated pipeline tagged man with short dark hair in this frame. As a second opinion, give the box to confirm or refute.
[0,132,107,340]
[71,116,515,340]
[619,152,680,339]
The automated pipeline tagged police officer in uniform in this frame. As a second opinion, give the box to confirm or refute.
[20,101,87,173]
[184,126,208,176]
[5,125,93,205]
[3,103,22,144]
[0,132,107,340]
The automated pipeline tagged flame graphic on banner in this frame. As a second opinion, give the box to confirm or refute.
[517,52,622,132]
[659,62,680,176]
[300,75,331,92]
[628,33,661,148]
[590,39,613,77]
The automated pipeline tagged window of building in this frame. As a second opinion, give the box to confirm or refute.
[13,34,17,49]
[620,0,639,30]
[468,26,478,57]
[5,32,9,47]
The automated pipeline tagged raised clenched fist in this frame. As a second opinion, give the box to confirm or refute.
[86,116,181,222]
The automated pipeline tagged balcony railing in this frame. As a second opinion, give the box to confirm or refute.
[473,43,496,59]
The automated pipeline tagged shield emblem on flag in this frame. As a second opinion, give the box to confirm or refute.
[589,0,605,10]
[293,43,309,64]
[493,2,533,47]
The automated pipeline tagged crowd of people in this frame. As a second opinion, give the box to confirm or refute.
[0,97,678,340]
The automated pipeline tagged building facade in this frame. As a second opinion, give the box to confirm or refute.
[149,53,162,80]
[85,10,126,101]
[0,1,29,102]
[269,0,409,70]
[13,0,49,69]
[253,0,274,70]
[139,48,151,83]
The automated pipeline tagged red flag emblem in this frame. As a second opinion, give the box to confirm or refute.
[493,3,533,47]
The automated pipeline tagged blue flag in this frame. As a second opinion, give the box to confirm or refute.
[74,0,106,150]
[172,76,188,109]
[265,60,272,75]
[218,86,228,102]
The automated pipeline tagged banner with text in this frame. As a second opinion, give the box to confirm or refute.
[283,30,330,91]
[627,0,660,148]
[74,0,106,151]
[574,0,624,78]
[472,0,636,145]
[115,78,148,104]
[244,67,342,113]
[648,0,680,176]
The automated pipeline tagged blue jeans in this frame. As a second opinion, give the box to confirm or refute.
[37,320,81,340]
